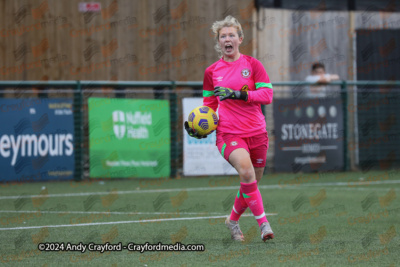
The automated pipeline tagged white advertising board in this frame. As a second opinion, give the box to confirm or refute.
[182,98,237,176]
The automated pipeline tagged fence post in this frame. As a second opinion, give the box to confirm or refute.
[74,81,83,181]
[169,81,178,178]
[341,80,349,171]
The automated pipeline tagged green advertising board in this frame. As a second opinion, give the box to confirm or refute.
[88,98,170,178]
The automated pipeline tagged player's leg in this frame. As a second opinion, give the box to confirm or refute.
[228,148,255,183]
[227,148,254,221]
[227,145,255,221]
[254,167,264,183]
[229,146,274,240]
[254,167,275,241]
[247,133,274,241]
[225,148,256,241]
[217,137,251,241]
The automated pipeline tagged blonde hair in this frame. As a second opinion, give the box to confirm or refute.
[211,15,244,57]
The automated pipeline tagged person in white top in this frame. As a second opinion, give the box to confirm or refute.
[305,62,340,98]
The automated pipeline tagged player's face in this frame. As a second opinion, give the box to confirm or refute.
[218,27,243,61]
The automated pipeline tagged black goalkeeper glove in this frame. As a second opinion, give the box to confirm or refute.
[214,87,248,101]
[184,121,207,139]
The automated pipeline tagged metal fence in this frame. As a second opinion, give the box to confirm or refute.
[0,80,399,181]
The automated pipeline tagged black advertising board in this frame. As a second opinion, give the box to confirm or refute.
[273,98,344,172]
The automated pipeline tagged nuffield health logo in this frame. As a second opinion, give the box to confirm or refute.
[112,111,126,139]
[112,110,151,139]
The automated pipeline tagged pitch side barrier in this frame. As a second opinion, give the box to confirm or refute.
[0,80,399,182]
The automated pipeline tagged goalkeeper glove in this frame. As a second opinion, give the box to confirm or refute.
[214,87,248,101]
[184,121,207,139]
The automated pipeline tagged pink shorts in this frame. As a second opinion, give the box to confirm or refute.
[216,132,269,168]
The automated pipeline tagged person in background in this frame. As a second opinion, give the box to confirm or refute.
[305,62,340,98]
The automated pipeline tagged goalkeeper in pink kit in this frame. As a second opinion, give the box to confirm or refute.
[184,16,274,242]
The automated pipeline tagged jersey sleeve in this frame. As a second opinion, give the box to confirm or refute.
[247,58,273,105]
[202,66,218,112]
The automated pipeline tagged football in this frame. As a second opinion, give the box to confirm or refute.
[187,106,218,136]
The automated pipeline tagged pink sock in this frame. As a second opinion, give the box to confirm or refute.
[241,181,268,226]
[229,187,248,221]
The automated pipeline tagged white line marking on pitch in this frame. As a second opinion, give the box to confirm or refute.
[0,180,399,200]
[0,210,225,215]
[310,187,391,191]
[0,213,278,231]
[0,186,247,200]
[298,180,400,187]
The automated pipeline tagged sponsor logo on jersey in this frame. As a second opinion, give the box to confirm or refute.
[241,68,251,78]
[241,85,249,92]
[217,76,223,82]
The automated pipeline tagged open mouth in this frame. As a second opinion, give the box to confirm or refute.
[225,45,233,53]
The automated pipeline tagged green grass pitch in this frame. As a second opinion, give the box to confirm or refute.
[0,170,399,266]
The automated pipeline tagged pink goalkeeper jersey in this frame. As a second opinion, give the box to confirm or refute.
[203,54,273,137]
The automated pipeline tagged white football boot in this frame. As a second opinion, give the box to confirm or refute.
[260,222,274,241]
[225,216,245,241]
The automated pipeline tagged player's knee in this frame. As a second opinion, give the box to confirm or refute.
[238,167,255,183]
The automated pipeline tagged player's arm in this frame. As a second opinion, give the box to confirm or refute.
[214,87,248,101]
[246,59,273,105]
[184,67,217,139]
[202,67,218,112]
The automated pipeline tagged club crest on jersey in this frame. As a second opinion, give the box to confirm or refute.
[231,141,238,146]
[241,68,251,78]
